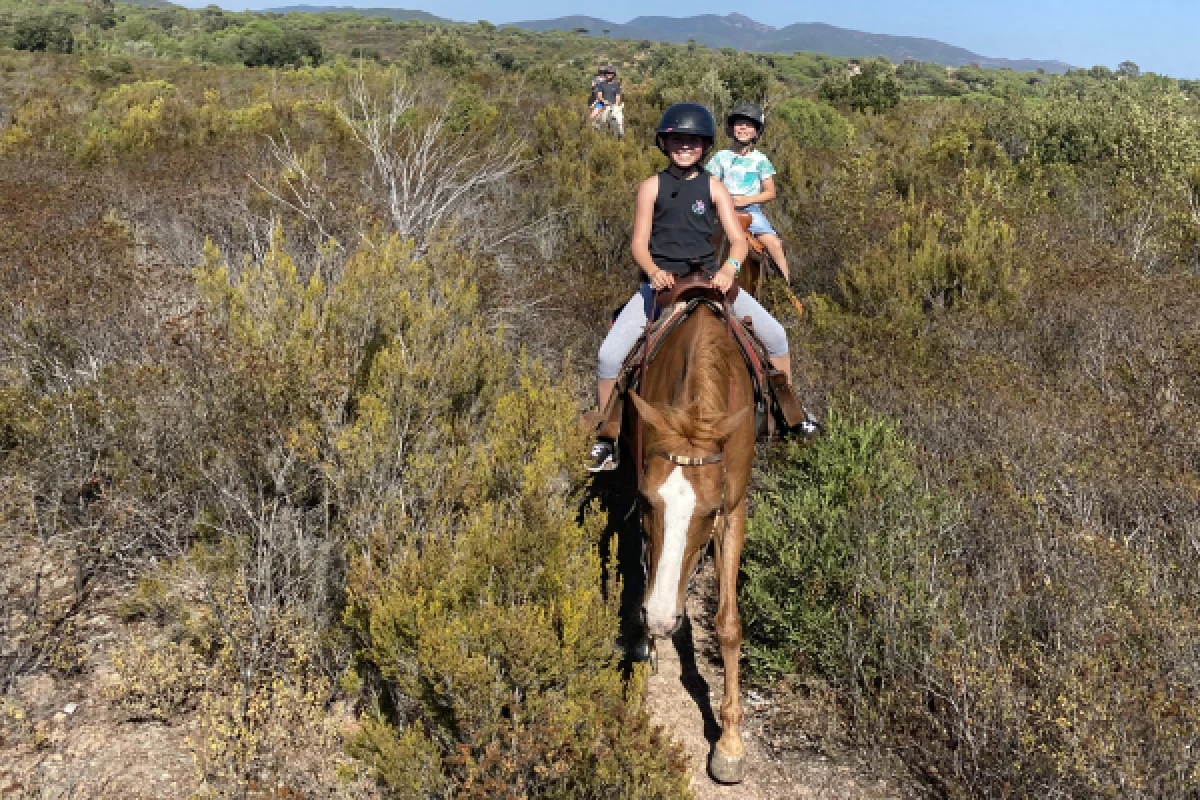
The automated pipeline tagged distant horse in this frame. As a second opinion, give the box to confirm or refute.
[592,103,625,138]
[628,299,755,784]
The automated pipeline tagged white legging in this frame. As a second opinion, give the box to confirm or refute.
[597,283,788,380]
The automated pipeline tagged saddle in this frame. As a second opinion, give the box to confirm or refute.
[595,267,810,445]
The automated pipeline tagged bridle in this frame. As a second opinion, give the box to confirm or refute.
[641,447,731,580]
[650,450,723,468]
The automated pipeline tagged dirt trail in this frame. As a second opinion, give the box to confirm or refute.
[642,562,914,800]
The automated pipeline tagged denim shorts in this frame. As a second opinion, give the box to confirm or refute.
[742,204,777,236]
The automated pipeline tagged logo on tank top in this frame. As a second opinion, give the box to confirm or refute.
[691,199,706,214]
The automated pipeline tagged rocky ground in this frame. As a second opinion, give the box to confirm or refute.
[1,589,201,800]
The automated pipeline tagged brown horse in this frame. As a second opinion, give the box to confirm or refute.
[628,301,756,785]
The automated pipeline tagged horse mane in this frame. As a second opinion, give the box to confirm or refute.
[648,306,743,449]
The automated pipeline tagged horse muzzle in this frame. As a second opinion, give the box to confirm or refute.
[642,606,683,639]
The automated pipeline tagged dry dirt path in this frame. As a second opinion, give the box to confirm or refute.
[642,562,916,800]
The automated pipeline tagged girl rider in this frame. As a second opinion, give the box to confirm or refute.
[706,102,790,281]
[588,103,792,472]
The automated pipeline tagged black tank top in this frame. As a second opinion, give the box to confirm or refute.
[648,169,717,275]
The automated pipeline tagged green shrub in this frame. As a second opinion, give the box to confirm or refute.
[837,197,1027,321]
[988,80,1200,175]
[772,96,853,148]
[821,59,900,114]
[191,230,691,798]
[82,79,175,158]
[426,30,474,69]
[13,17,74,53]
[230,21,323,68]
[740,402,958,686]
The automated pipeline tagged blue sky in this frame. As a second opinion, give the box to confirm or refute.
[188,0,1200,79]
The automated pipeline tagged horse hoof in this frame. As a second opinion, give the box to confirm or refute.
[629,637,652,663]
[708,750,746,785]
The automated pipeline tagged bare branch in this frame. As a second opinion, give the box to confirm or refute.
[336,71,528,246]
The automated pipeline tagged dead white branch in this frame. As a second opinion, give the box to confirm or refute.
[249,133,344,252]
[337,72,527,245]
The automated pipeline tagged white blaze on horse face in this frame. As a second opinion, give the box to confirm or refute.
[645,466,695,636]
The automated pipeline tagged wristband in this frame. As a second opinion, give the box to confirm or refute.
[724,258,741,276]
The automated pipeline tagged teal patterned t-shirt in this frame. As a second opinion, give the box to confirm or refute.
[705,149,776,197]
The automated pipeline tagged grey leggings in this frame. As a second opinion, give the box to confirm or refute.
[597,283,788,380]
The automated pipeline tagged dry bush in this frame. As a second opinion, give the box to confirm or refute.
[105,635,211,722]
[742,95,1200,798]
[0,170,161,692]
[184,229,689,797]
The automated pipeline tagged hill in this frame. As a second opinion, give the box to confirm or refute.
[510,12,1072,72]
[267,4,444,22]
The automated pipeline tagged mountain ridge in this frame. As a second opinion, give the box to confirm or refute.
[509,12,1072,73]
[259,6,1072,73]
[267,4,445,22]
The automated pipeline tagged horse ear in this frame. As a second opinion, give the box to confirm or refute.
[714,407,752,444]
[629,391,671,433]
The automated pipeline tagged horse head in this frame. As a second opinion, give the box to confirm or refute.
[629,391,750,639]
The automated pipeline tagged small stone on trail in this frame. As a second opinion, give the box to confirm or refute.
[63,703,78,715]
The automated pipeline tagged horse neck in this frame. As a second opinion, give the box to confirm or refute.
[647,307,738,416]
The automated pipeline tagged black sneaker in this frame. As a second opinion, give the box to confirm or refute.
[587,439,619,472]
[797,410,823,438]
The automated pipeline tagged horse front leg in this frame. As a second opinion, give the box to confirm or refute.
[709,504,747,784]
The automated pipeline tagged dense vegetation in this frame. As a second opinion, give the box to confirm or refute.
[1,2,1199,798]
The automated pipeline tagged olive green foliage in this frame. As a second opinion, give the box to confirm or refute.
[838,196,1027,321]
[426,30,474,69]
[227,20,323,67]
[741,403,956,683]
[821,59,900,113]
[772,96,853,148]
[748,70,1200,798]
[986,79,1200,269]
[0,41,691,795]
[13,16,73,52]
[990,79,1200,174]
[193,231,689,797]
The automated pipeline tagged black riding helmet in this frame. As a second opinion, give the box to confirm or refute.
[655,102,716,155]
[727,101,765,141]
